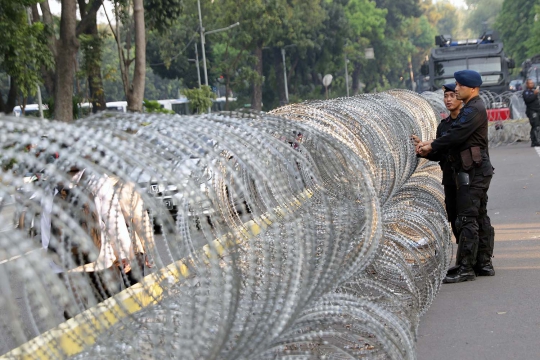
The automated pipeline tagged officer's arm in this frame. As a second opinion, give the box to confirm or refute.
[425,124,444,161]
[431,108,483,153]
[418,124,443,161]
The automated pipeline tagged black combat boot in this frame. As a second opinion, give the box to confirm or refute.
[475,253,495,276]
[475,225,495,276]
[443,236,478,283]
[445,240,463,276]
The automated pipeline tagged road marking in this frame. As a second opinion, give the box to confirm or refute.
[0,188,317,360]
[0,248,40,265]
[535,146,540,158]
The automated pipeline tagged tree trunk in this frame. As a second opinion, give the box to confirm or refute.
[251,42,263,112]
[39,1,56,38]
[273,47,287,106]
[77,0,107,114]
[21,97,28,116]
[31,4,40,22]
[126,0,146,112]
[111,4,131,99]
[408,57,416,92]
[80,5,107,113]
[352,61,362,95]
[54,0,78,121]
[0,77,19,115]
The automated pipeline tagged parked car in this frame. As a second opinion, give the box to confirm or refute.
[134,153,253,234]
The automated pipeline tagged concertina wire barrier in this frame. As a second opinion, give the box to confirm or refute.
[0,89,453,359]
[479,90,535,146]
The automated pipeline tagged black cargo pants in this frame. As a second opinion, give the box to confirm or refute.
[444,159,494,260]
[527,111,540,146]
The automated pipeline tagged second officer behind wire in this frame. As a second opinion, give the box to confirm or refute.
[412,83,461,239]
[522,79,540,147]
[417,70,495,283]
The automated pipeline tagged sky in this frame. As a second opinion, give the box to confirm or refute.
[447,0,467,8]
[49,1,113,21]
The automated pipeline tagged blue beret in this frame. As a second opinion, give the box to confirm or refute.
[454,70,482,88]
[442,83,456,92]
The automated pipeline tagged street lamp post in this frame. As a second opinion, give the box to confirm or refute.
[344,55,350,97]
[197,0,208,88]
[281,48,289,103]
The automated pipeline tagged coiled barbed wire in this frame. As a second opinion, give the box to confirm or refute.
[0,90,451,360]
[476,90,533,146]
[489,118,532,146]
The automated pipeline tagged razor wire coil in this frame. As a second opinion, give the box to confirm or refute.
[0,90,452,360]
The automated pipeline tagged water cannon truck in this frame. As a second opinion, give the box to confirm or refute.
[419,31,515,94]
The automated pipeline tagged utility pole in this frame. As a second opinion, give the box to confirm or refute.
[197,0,208,88]
[344,55,350,97]
[281,48,289,103]
[281,44,296,104]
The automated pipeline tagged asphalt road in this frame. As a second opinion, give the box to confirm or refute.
[416,142,540,360]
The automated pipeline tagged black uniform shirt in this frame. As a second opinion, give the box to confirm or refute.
[431,95,488,155]
[523,89,540,112]
[426,115,456,185]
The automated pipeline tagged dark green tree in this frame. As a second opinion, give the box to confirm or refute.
[465,0,504,36]
[524,4,540,59]
[0,0,53,114]
[146,0,205,91]
[344,0,387,94]
[78,0,108,112]
[495,0,538,65]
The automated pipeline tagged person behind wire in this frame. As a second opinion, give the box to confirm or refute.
[412,83,462,240]
[522,79,540,147]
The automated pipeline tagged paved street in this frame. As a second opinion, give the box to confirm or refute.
[417,142,540,360]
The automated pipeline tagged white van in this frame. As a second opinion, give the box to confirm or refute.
[106,101,128,113]
[13,104,47,117]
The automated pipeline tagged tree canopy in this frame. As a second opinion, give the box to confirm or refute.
[0,0,53,113]
[11,0,535,117]
[496,0,539,65]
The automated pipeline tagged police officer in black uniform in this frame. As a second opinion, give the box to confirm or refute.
[522,79,540,147]
[417,70,495,283]
[413,83,462,239]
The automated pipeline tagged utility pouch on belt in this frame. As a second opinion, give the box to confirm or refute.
[471,146,482,168]
[457,172,470,189]
[460,149,473,170]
